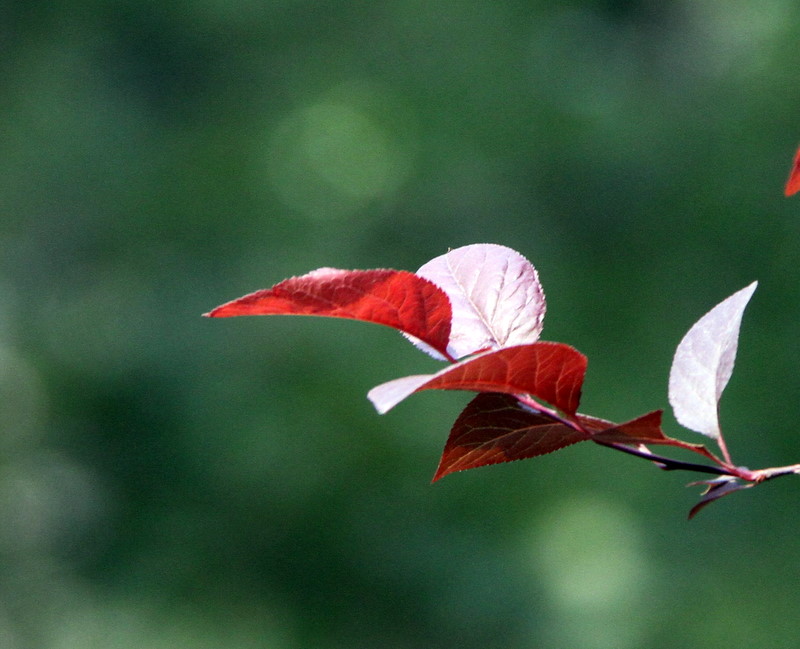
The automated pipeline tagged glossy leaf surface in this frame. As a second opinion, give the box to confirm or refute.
[368,342,586,415]
[205,268,453,359]
[668,282,757,439]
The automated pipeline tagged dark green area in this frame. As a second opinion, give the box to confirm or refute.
[3,1,800,647]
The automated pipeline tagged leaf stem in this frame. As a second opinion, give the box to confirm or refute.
[750,463,800,482]
[715,429,734,467]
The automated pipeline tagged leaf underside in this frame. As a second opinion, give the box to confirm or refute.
[668,282,757,439]
[414,244,546,359]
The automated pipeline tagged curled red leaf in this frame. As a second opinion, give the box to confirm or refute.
[205,268,453,359]
[368,342,587,415]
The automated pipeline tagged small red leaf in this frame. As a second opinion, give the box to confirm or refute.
[368,342,587,415]
[590,410,683,447]
[785,145,800,197]
[205,268,453,358]
[591,410,666,442]
[590,410,720,462]
[432,393,590,481]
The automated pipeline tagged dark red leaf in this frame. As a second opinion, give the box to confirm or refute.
[205,268,453,358]
[368,342,587,415]
[591,410,718,460]
[432,393,591,481]
[574,413,615,433]
[590,410,667,444]
[786,145,800,197]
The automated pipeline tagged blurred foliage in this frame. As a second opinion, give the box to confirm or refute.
[2,0,800,647]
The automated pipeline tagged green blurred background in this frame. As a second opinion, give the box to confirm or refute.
[3,1,800,647]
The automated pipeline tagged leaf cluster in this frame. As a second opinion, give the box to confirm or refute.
[207,244,800,518]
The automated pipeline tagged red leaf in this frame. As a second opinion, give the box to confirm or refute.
[368,342,587,415]
[432,393,591,481]
[205,268,453,358]
[590,410,675,446]
[590,410,721,463]
[786,145,800,197]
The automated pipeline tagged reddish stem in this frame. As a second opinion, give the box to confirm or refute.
[750,463,800,482]
[715,431,734,467]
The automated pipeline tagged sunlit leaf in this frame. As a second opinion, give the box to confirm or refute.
[668,282,757,439]
[432,393,590,481]
[411,243,546,359]
[785,144,800,197]
[205,268,453,359]
[368,342,586,415]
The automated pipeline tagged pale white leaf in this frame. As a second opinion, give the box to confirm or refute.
[368,374,434,414]
[668,282,757,439]
[409,243,546,359]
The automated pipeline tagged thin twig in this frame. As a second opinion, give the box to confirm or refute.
[591,439,734,476]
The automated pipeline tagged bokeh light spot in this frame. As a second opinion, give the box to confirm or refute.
[0,345,47,451]
[266,91,411,219]
[302,103,396,200]
[524,494,652,649]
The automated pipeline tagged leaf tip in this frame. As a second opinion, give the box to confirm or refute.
[785,145,800,196]
[203,301,239,318]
